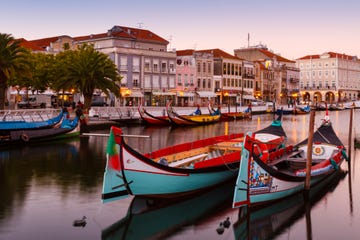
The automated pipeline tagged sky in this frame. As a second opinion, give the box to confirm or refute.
[2,0,360,60]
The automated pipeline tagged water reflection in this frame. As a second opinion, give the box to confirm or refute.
[0,137,106,227]
[234,169,347,240]
[101,181,235,240]
[0,110,359,240]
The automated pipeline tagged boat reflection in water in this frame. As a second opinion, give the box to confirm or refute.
[101,180,235,240]
[233,169,347,240]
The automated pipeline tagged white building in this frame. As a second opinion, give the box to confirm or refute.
[296,52,360,102]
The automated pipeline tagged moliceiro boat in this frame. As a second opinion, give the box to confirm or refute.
[101,116,288,203]
[101,127,244,202]
[166,101,221,126]
[232,112,348,208]
[0,113,80,145]
[138,102,170,125]
[0,109,64,131]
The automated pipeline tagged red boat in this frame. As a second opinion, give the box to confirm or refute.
[138,102,170,125]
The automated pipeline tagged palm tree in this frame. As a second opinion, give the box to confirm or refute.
[54,44,121,111]
[0,33,27,110]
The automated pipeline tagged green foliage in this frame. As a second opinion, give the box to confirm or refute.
[0,35,121,110]
[53,44,121,109]
[0,33,27,109]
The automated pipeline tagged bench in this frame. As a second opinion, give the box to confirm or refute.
[169,153,208,167]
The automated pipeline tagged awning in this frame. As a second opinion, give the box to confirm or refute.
[196,91,217,98]
[152,92,176,96]
[242,95,255,100]
[129,92,144,98]
[177,92,195,97]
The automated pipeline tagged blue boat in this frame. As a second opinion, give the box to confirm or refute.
[0,114,80,145]
[0,110,64,130]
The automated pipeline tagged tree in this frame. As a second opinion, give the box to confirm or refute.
[0,33,27,109]
[54,44,121,111]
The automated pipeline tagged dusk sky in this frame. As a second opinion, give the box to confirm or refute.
[2,0,360,60]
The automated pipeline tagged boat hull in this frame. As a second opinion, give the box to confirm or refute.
[102,126,244,202]
[0,110,64,130]
[102,137,239,202]
[233,118,346,208]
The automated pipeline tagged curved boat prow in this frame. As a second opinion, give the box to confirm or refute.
[232,132,252,208]
[102,126,130,203]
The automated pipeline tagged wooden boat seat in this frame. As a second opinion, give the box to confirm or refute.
[168,153,208,167]
[268,149,304,166]
[209,145,241,152]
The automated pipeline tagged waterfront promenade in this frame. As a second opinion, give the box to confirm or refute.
[1,104,271,128]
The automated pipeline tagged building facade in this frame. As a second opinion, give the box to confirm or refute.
[296,52,360,103]
[27,25,177,107]
[234,45,299,104]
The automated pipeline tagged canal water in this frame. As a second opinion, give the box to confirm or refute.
[0,110,359,240]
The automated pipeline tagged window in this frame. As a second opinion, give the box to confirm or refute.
[203,62,206,73]
[177,74,182,85]
[184,74,188,86]
[207,79,211,88]
[120,56,127,71]
[161,62,167,73]
[145,62,150,71]
[197,63,201,73]
[202,79,206,88]
[208,62,212,73]
[133,78,139,87]
[144,75,151,88]
[133,57,140,72]
[153,75,160,88]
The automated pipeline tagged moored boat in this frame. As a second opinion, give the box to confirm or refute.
[232,111,348,208]
[166,101,221,126]
[101,116,288,203]
[233,168,347,239]
[101,127,243,202]
[0,109,64,131]
[138,102,170,125]
[0,114,80,146]
[221,105,252,120]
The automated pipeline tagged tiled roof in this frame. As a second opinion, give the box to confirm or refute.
[28,36,68,50]
[258,49,294,63]
[176,49,195,56]
[297,51,356,60]
[17,38,44,51]
[196,48,240,60]
[74,25,169,44]
[25,25,168,50]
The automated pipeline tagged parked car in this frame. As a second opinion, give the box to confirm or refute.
[91,95,108,106]
[17,95,51,108]
[251,100,265,106]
